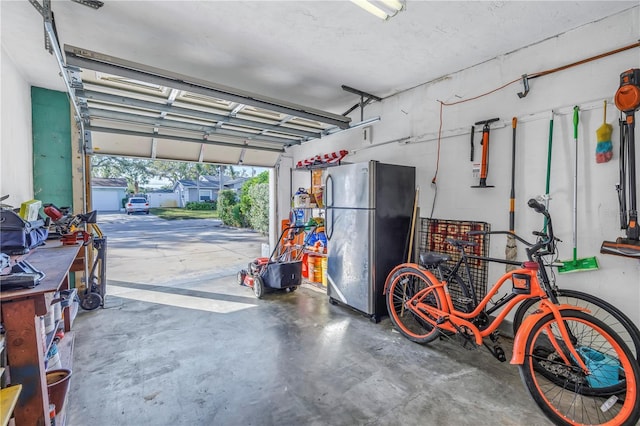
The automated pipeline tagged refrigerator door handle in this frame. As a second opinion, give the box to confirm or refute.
[325,173,334,240]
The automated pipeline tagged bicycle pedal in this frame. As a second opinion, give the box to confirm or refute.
[493,345,506,362]
[436,316,448,325]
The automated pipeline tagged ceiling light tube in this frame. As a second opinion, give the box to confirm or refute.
[381,0,403,12]
[350,0,388,20]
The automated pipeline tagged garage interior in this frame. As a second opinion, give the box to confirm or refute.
[1,1,640,425]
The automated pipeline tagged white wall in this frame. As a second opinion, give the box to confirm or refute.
[147,191,179,208]
[1,47,33,207]
[285,8,640,326]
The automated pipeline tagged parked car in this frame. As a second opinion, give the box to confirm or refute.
[125,197,150,214]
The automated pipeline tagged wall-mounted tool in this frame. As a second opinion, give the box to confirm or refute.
[505,117,518,271]
[558,107,599,273]
[601,68,640,259]
[471,117,499,188]
[470,125,475,161]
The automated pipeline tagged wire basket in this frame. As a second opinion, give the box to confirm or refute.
[417,218,490,310]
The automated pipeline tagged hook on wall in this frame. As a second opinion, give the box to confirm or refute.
[517,74,530,99]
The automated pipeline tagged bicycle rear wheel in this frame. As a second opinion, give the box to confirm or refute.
[513,289,640,361]
[430,264,475,312]
[386,266,443,344]
[519,310,640,426]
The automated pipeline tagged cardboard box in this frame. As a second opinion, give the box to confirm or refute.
[19,199,42,221]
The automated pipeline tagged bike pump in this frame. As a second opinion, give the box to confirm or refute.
[472,117,500,188]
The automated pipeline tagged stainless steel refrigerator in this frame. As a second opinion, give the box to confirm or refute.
[324,161,416,322]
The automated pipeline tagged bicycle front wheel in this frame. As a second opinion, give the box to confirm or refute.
[519,309,640,426]
[386,266,443,344]
[513,289,640,361]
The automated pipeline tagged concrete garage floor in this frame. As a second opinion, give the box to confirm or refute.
[67,214,552,425]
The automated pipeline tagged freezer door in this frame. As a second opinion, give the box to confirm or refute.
[326,207,373,314]
[371,163,417,316]
[324,162,371,209]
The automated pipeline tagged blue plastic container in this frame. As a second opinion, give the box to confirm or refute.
[576,346,620,388]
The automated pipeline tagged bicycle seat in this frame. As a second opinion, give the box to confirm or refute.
[419,252,451,267]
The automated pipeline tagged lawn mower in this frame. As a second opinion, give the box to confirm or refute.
[237,225,309,299]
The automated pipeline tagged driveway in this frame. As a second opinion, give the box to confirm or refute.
[97,212,268,288]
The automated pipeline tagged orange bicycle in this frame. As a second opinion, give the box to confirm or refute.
[385,199,640,425]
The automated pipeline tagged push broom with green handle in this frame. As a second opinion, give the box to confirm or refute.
[558,106,599,274]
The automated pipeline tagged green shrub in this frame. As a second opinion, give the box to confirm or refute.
[185,201,216,210]
[231,204,245,227]
[246,183,269,234]
[218,172,269,231]
[218,190,241,227]
[237,171,269,233]
[239,171,269,216]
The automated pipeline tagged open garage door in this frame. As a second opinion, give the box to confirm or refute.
[64,45,352,168]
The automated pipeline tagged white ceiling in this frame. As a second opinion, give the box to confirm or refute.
[2,1,637,117]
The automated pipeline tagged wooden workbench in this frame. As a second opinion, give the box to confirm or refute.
[0,243,83,426]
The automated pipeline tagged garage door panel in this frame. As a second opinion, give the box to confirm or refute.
[243,150,280,167]
[155,139,201,161]
[90,130,281,166]
[201,145,242,164]
[92,133,153,157]
[90,118,155,133]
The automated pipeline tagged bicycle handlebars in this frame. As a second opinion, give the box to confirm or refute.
[525,198,556,261]
[462,198,559,262]
[468,230,534,247]
[527,198,548,217]
[445,238,478,248]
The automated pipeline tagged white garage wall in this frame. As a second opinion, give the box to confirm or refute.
[1,47,33,207]
[92,187,127,211]
[147,192,180,208]
[285,8,640,326]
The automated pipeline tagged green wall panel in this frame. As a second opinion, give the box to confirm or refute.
[31,87,73,208]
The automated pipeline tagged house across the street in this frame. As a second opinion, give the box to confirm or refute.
[173,175,249,207]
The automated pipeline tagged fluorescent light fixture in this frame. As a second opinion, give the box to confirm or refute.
[350,0,404,20]
[351,0,387,19]
[381,0,403,11]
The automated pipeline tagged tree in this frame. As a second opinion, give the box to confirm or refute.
[91,157,152,193]
[152,161,220,181]
[91,156,258,195]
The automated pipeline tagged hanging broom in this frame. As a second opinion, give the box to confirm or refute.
[595,100,613,163]
[558,106,599,273]
[505,117,518,272]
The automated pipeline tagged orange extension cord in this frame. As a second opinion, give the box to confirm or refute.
[430,41,640,187]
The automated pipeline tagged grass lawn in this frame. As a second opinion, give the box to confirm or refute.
[150,207,219,220]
